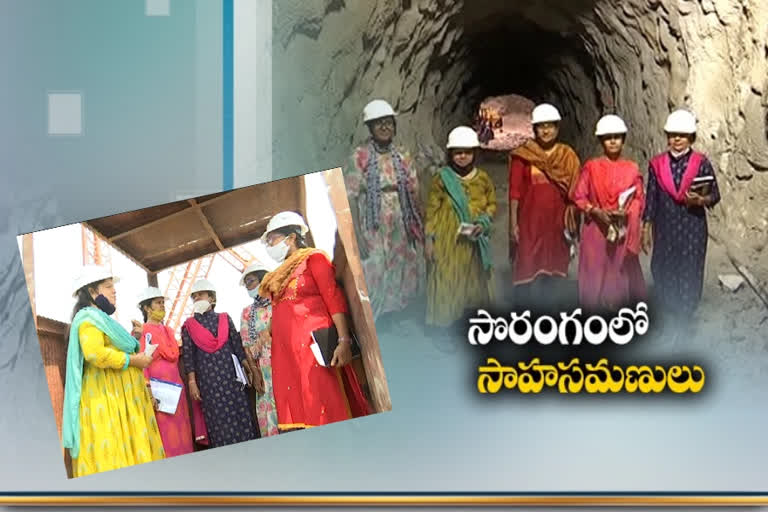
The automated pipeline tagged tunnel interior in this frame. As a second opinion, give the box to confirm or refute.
[273,0,768,262]
[454,0,610,160]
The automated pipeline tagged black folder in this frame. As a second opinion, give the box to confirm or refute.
[310,324,362,367]
[690,175,714,195]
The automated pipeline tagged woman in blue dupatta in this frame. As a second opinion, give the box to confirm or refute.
[425,126,497,328]
[62,265,165,478]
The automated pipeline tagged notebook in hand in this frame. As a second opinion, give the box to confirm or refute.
[457,222,475,236]
[310,324,362,367]
[689,175,714,195]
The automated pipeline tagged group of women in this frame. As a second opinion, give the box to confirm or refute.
[511,104,720,318]
[59,96,721,478]
[344,99,721,330]
[345,99,498,329]
[62,211,370,478]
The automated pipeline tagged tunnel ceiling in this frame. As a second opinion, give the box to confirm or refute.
[273,0,768,264]
[460,0,598,35]
[458,0,603,158]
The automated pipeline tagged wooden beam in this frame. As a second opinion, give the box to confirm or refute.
[147,272,159,287]
[298,175,317,249]
[219,251,246,274]
[227,248,249,267]
[21,233,37,330]
[107,193,232,243]
[323,167,392,413]
[142,237,212,263]
[128,223,272,275]
[188,199,225,252]
[81,222,152,274]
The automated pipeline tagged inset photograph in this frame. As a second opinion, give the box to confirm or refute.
[18,168,389,478]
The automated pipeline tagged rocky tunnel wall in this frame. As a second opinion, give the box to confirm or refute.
[273,0,768,263]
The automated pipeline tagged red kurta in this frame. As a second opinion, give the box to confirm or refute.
[571,157,647,311]
[270,251,370,430]
[139,323,194,458]
[509,156,571,284]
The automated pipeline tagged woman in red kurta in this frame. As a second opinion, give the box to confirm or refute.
[259,212,371,431]
[508,105,581,305]
[570,115,647,312]
[136,288,194,458]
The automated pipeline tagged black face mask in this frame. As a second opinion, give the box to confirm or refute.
[450,159,473,177]
[94,294,116,315]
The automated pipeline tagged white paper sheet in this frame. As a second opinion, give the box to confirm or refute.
[231,354,248,386]
[143,332,158,358]
[149,378,183,415]
[618,186,636,210]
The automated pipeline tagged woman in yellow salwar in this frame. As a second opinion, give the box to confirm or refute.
[425,126,497,328]
[63,265,165,478]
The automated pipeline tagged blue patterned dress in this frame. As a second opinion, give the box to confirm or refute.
[643,150,721,317]
[181,309,259,447]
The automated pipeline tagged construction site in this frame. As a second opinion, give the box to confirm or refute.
[19,169,390,478]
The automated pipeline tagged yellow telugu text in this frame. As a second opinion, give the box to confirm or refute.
[477,358,705,394]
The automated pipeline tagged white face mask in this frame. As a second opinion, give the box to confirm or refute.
[193,299,211,314]
[266,240,290,263]
[247,287,260,299]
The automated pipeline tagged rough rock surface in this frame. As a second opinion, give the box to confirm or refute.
[273,0,768,285]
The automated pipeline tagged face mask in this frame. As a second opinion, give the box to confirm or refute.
[149,309,165,322]
[247,287,261,299]
[670,147,691,158]
[266,240,290,263]
[94,294,116,315]
[193,300,211,315]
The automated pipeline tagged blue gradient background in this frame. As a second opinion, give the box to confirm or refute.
[1,1,767,511]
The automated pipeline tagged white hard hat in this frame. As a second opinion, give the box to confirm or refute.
[136,286,168,307]
[446,126,480,149]
[240,258,278,286]
[595,114,628,136]
[190,279,216,295]
[261,211,309,242]
[531,103,562,124]
[664,109,697,134]
[363,99,397,123]
[72,265,119,298]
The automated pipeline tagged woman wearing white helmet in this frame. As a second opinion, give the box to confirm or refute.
[424,126,497,328]
[135,287,194,458]
[63,265,165,477]
[259,211,371,432]
[238,257,279,438]
[570,114,647,311]
[641,108,721,319]
[343,99,425,321]
[180,278,260,447]
[508,103,582,306]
